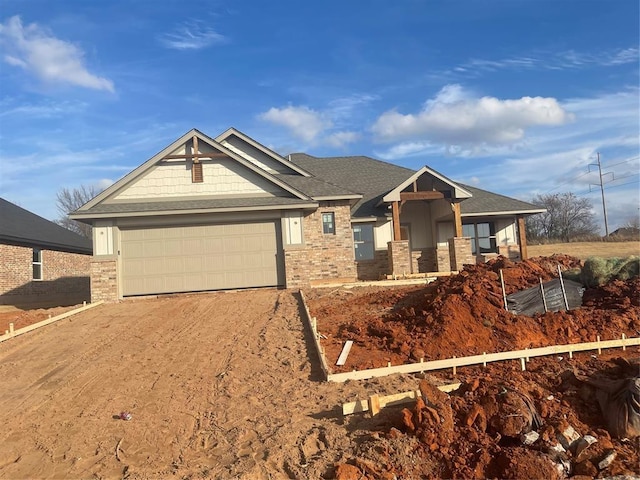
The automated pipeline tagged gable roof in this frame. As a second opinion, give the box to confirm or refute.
[0,198,92,254]
[381,165,472,202]
[289,153,414,218]
[458,184,546,216]
[215,127,311,177]
[289,154,545,219]
[74,129,316,219]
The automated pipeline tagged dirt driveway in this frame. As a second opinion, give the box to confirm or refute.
[0,290,416,479]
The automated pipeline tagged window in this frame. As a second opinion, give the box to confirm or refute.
[32,248,43,280]
[192,161,203,183]
[463,222,497,255]
[322,212,335,234]
[353,224,374,260]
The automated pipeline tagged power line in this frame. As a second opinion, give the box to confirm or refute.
[603,156,640,169]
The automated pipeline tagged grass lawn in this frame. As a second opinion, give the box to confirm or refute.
[528,241,640,260]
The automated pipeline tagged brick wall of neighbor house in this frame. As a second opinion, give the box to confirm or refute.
[0,243,91,307]
[285,202,356,287]
[498,244,521,260]
[90,257,118,303]
[448,237,474,271]
[388,240,411,277]
[355,249,389,281]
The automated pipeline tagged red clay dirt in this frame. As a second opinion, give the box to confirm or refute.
[304,254,640,479]
[1,254,638,479]
[0,304,82,333]
[306,255,639,372]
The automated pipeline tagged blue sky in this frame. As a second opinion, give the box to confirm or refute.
[1,0,638,232]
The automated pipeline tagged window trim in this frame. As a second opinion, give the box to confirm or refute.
[321,212,335,235]
[32,248,43,281]
[463,221,497,255]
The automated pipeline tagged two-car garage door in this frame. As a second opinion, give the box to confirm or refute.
[121,222,284,296]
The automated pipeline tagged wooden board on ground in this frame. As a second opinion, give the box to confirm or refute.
[342,382,462,416]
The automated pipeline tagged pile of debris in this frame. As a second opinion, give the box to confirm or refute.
[335,357,639,479]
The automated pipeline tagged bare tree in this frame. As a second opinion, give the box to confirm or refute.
[527,193,599,242]
[55,185,101,238]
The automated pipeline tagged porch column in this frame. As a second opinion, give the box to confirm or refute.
[392,201,401,240]
[517,215,528,260]
[452,202,463,237]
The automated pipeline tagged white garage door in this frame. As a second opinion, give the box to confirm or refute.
[121,222,284,296]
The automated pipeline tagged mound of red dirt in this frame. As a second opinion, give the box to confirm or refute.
[308,255,640,372]
[335,357,640,479]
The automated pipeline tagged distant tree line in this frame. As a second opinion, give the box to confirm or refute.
[526,192,599,242]
[527,192,640,242]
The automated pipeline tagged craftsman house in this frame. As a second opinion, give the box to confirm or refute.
[0,198,92,308]
[71,128,544,302]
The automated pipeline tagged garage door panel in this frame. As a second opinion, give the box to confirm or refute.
[121,221,283,296]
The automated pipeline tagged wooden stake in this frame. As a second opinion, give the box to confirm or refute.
[568,347,573,359]
[539,278,548,313]
[520,358,526,371]
[336,340,353,366]
[597,335,601,354]
[9,323,14,334]
[452,356,456,375]
[499,269,508,312]
[368,394,381,417]
[482,352,487,367]
[622,333,626,351]
[557,265,569,311]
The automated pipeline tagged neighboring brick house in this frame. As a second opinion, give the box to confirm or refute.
[71,128,544,302]
[0,198,92,308]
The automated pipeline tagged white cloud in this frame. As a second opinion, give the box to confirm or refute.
[372,84,572,146]
[0,16,114,92]
[160,20,227,50]
[259,105,331,142]
[325,131,360,148]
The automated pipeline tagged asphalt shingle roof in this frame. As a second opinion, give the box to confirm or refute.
[289,153,414,217]
[289,154,544,218]
[0,198,92,254]
[459,184,543,215]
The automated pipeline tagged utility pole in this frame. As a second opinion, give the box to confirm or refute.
[589,152,613,237]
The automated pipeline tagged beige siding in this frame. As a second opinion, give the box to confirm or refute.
[112,160,283,200]
[221,136,294,174]
[374,220,393,250]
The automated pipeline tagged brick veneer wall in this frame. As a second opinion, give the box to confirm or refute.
[411,248,437,273]
[436,244,451,271]
[356,249,389,280]
[90,257,118,303]
[0,243,90,307]
[284,201,356,287]
[388,240,411,277]
[448,237,474,271]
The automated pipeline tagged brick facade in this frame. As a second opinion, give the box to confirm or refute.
[355,249,389,280]
[448,237,474,271]
[90,257,118,303]
[436,244,451,271]
[284,201,356,287]
[0,243,91,307]
[388,240,411,277]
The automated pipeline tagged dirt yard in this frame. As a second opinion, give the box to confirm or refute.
[0,290,420,479]
[1,255,638,479]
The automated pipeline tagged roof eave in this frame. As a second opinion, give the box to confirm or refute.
[461,209,547,217]
[70,202,320,221]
